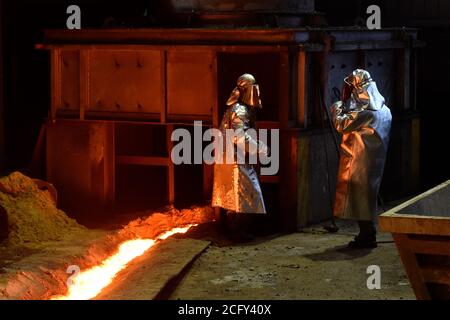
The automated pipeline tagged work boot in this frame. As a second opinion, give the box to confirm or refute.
[348,235,378,249]
[348,220,377,249]
[323,222,339,233]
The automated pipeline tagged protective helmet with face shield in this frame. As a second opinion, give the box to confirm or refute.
[212,73,267,216]
[226,73,262,109]
[341,69,385,112]
[331,68,392,249]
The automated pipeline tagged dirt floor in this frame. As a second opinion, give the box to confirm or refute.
[0,218,416,300]
[0,173,416,301]
[169,220,415,300]
[0,205,214,299]
[0,229,110,299]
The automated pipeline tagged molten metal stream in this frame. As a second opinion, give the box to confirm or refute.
[51,224,196,300]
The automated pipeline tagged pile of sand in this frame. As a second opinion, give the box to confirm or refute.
[118,205,215,240]
[0,172,85,246]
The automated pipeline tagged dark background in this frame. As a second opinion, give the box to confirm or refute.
[0,0,449,193]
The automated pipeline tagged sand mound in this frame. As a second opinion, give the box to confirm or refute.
[0,172,85,246]
[118,206,215,240]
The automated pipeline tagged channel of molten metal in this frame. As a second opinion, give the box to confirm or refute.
[51,224,197,300]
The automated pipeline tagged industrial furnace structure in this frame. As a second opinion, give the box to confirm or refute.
[36,3,422,230]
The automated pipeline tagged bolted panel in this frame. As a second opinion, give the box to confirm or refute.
[365,50,396,109]
[88,50,163,115]
[60,50,80,111]
[167,50,215,119]
[326,51,359,106]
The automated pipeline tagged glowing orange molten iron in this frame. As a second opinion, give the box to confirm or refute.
[52,224,197,300]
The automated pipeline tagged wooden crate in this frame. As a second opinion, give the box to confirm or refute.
[379,180,450,300]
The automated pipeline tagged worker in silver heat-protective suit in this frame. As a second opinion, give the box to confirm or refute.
[331,69,392,249]
[212,74,267,240]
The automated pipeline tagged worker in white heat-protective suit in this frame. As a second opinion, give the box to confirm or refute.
[331,69,392,249]
[212,73,268,241]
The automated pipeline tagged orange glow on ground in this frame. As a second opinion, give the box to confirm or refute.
[51,224,196,300]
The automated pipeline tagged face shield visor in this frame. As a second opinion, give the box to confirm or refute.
[342,70,373,111]
[226,74,262,109]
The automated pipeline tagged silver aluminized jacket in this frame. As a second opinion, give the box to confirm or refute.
[332,69,392,221]
[212,102,266,214]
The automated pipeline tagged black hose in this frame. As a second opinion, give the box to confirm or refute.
[318,84,339,231]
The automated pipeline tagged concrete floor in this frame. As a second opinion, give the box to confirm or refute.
[171,220,415,300]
